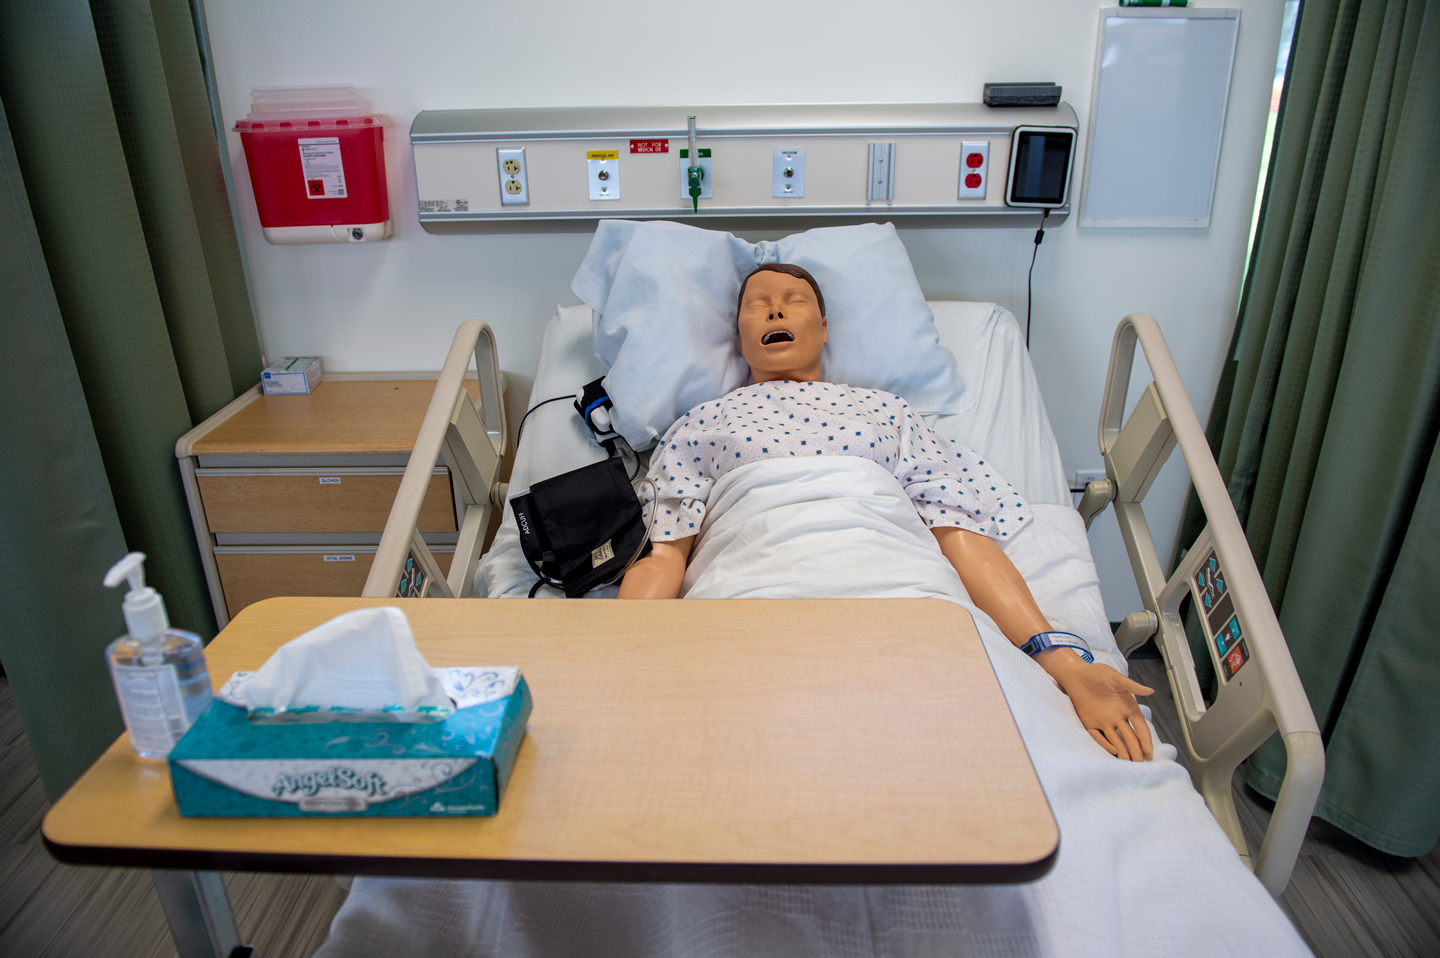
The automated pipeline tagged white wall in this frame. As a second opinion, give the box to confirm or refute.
[203,0,1286,620]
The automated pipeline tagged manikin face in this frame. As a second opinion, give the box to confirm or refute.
[737,271,828,383]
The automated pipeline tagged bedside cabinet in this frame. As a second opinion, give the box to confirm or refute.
[176,376,510,627]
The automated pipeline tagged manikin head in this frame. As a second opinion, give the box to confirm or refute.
[736,264,827,383]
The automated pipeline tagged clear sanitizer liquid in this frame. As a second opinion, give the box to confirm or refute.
[106,627,213,759]
[103,553,212,759]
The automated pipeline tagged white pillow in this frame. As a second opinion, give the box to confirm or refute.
[571,220,753,449]
[571,220,969,448]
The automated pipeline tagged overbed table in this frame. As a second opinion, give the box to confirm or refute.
[43,597,1058,958]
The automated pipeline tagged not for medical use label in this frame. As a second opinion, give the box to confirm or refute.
[112,663,187,752]
[299,137,347,198]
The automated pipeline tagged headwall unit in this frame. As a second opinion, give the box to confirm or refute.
[411,103,1078,234]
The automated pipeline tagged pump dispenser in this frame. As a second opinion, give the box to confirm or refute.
[104,552,212,758]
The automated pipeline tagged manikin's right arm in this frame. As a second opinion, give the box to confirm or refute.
[617,537,695,598]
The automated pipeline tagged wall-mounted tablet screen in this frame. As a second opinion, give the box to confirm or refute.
[1007,127,1075,209]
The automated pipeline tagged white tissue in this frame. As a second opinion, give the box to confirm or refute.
[225,607,453,721]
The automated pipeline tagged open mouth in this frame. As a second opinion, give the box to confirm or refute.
[760,329,795,345]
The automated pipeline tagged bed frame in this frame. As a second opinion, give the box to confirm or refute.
[1077,314,1323,896]
[370,315,1323,896]
[362,321,508,601]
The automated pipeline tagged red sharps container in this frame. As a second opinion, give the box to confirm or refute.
[233,86,390,244]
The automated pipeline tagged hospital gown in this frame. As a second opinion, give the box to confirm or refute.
[644,380,1033,542]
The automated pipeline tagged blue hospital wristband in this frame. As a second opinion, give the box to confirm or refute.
[1021,632,1095,664]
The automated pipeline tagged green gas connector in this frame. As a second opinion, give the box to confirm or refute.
[686,114,703,213]
[687,165,704,213]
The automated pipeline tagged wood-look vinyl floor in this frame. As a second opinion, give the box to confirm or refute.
[1129,655,1440,958]
[2,661,1436,958]
[0,677,344,958]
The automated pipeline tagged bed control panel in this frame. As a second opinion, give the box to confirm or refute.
[412,103,1077,233]
[1192,549,1250,682]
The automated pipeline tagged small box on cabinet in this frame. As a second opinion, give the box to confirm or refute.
[261,357,323,395]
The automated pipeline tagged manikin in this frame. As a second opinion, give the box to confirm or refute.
[619,264,1154,761]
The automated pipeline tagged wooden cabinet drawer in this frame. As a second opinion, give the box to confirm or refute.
[197,471,456,534]
[215,549,454,619]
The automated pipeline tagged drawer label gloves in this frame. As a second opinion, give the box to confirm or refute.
[168,607,530,817]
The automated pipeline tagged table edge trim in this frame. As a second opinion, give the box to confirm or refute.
[41,835,1058,885]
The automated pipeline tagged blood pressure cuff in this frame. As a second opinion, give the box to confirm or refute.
[510,457,652,598]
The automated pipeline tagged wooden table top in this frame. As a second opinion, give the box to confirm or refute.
[43,597,1057,884]
[190,379,481,456]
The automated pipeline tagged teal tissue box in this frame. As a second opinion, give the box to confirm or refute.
[168,674,530,817]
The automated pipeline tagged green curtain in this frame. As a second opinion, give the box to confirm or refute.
[1176,0,1440,856]
[0,0,261,800]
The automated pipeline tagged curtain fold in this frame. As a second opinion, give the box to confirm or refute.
[91,0,261,419]
[0,94,130,800]
[1176,0,1440,856]
[0,0,261,799]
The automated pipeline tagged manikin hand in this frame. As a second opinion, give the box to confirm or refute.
[1036,649,1155,761]
[931,527,1156,762]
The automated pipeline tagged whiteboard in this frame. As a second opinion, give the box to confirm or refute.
[1079,8,1240,228]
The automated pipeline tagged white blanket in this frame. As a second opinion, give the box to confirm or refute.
[319,459,1308,958]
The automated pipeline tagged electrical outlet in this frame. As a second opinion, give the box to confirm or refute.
[1072,469,1107,489]
[773,148,804,197]
[679,148,712,200]
[497,148,528,205]
[587,150,620,201]
[868,142,895,202]
[958,140,989,199]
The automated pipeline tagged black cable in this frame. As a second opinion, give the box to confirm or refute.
[516,395,573,447]
[622,441,641,480]
[1025,209,1050,350]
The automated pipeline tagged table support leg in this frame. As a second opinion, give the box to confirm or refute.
[151,870,254,958]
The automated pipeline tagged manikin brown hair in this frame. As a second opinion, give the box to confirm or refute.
[736,263,826,318]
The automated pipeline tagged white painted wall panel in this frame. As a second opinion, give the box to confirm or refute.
[203,0,1286,620]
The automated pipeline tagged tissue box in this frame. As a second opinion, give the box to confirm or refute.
[260,356,323,395]
[168,671,531,817]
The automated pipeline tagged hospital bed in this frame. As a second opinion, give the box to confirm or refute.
[357,301,1321,954]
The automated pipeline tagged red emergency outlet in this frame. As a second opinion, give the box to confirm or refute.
[233,86,391,245]
[958,140,989,199]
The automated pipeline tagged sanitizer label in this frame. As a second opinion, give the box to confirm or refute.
[299,137,347,198]
[112,664,186,754]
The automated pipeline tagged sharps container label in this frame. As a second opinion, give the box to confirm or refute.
[299,137,347,198]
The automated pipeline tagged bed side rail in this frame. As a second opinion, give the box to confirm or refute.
[1091,313,1323,897]
[363,321,508,600]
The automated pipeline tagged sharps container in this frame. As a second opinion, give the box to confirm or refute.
[233,85,390,244]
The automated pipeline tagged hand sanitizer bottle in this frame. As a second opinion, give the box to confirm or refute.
[103,553,213,758]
